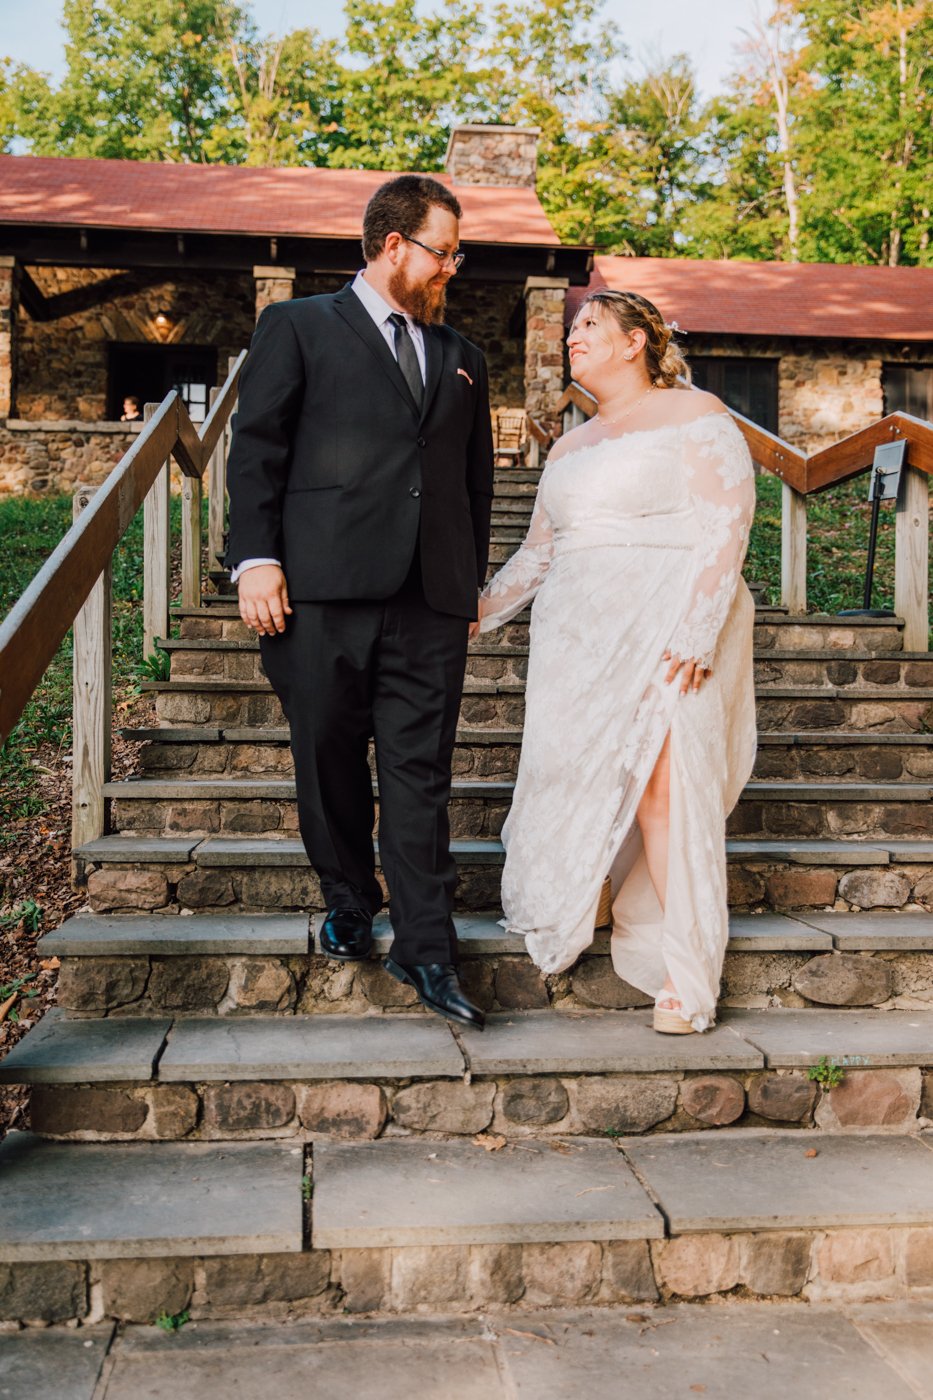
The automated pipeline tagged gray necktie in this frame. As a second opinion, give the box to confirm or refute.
[388,312,423,409]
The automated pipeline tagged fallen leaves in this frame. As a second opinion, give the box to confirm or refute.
[473,1132,507,1152]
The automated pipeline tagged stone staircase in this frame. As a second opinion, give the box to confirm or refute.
[1,464,933,1326]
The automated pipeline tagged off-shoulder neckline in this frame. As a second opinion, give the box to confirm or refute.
[547,411,735,470]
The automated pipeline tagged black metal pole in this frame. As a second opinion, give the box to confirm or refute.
[862,471,885,609]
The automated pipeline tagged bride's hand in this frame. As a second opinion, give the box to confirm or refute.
[663,650,711,694]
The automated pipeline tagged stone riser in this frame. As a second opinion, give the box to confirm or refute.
[165,647,933,692]
[80,854,933,916]
[110,793,931,843]
[177,613,905,657]
[53,948,933,1019]
[152,688,933,732]
[7,1221,933,1325]
[137,738,933,784]
[24,1060,932,1144]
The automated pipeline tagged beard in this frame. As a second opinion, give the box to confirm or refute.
[387,262,448,325]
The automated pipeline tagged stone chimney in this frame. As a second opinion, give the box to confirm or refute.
[444,124,540,188]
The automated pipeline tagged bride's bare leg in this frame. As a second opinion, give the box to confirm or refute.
[636,732,676,999]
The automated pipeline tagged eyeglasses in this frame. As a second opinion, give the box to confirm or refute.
[400,233,465,270]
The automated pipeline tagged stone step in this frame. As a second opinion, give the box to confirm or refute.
[145,676,933,733]
[159,636,933,693]
[35,899,933,1017]
[104,775,933,843]
[73,832,933,916]
[35,909,933,958]
[5,1006,933,1144]
[127,726,933,785]
[0,1132,303,1260]
[2,1132,933,1323]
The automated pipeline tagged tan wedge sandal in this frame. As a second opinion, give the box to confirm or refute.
[653,995,696,1035]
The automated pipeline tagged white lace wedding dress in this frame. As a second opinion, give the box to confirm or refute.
[479,409,757,1030]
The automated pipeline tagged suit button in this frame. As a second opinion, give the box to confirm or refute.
[410,487,421,498]
[417,436,426,448]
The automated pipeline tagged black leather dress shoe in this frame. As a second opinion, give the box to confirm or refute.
[319,908,373,961]
[384,959,485,1031]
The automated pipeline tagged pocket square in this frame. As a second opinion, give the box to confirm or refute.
[457,367,474,386]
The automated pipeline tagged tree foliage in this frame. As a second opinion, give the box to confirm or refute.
[1,0,930,264]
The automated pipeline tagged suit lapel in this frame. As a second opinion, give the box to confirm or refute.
[332,284,420,417]
[419,326,445,426]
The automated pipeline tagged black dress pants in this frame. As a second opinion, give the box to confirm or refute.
[258,552,469,965]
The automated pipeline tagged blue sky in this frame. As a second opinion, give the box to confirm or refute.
[0,0,761,101]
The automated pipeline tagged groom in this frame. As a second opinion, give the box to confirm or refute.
[225,175,494,1030]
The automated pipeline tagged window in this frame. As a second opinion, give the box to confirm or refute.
[108,344,218,423]
[883,364,933,420]
[690,357,779,433]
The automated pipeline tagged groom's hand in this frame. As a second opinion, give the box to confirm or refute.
[237,564,293,636]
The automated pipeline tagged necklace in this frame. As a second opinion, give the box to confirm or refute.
[595,382,655,427]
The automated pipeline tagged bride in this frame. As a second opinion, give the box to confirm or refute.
[473,289,757,1033]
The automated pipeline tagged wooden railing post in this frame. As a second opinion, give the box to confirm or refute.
[781,482,807,614]
[181,430,203,611]
[71,485,111,869]
[895,463,930,651]
[143,401,171,657]
[208,383,226,570]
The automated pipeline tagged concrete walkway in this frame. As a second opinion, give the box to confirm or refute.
[2,1304,932,1400]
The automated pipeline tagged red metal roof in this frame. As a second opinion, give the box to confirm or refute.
[568,254,933,342]
[0,154,561,247]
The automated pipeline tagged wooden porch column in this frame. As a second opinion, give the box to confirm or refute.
[253,266,296,320]
[0,256,22,419]
[524,276,569,441]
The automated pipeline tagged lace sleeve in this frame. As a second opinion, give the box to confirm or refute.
[667,413,756,670]
[478,470,555,632]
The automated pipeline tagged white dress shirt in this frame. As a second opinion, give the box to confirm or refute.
[231,270,426,583]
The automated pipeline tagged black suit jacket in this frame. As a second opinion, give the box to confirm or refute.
[224,283,495,619]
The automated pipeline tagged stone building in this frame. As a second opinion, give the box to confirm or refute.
[0,125,589,495]
[3,126,933,496]
[568,256,933,451]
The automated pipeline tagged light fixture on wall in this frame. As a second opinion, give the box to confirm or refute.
[154,309,172,330]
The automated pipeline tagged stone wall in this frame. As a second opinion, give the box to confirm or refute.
[0,421,140,496]
[15,265,255,421]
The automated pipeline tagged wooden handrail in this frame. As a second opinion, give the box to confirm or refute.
[0,352,245,746]
[557,385,931,497]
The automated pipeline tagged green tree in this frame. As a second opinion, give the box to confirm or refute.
[0,62,18,152]
[11,0,236,161]
[603,55,705,255]
[206,20,344,166]
[790,0,932,265]
[324,0,492,171]
[484,0,622,244]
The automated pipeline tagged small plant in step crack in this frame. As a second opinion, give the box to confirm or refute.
[137,649,171,683]
[301,1174,312,1201]
[807,1056,844,1088]
[602,1127,624,1139]
[156,1309,190,1332]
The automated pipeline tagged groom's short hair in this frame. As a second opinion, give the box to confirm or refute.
[362,175,462,261]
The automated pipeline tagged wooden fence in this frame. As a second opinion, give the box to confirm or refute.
[557,387,932,651]
[0,352,246,855]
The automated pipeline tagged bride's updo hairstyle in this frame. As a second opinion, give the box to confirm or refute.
[576,289,690,388]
